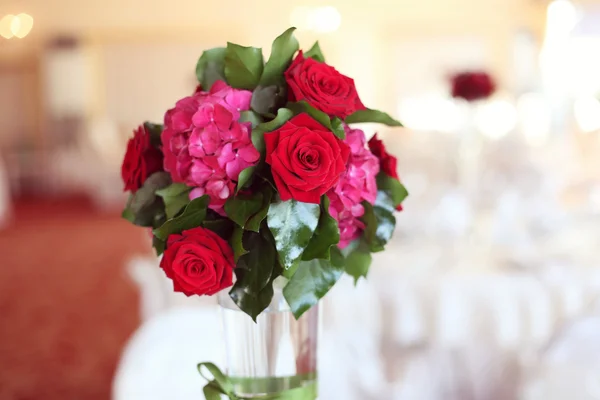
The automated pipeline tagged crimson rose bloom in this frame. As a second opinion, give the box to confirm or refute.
[285,51,366,118]
[160,227,235,296]
[121,125,163,192]
[265,113,350,204]
[368,134,403,211]
[451,72,496,102]
[368,134,398,180]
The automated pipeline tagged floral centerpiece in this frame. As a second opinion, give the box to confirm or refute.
[121,27,407,398]
[451,71,496,102]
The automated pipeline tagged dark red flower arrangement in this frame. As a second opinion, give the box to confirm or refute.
[120,27,408,321]
[451,71,496,102]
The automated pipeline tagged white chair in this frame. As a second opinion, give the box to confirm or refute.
[113,306,225,400]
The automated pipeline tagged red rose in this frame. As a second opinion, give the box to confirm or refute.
[368,134,399,180]
[160,227,235,297]
[451,72,496,102]
[265,113,350,204]
[368,134,403,211]
[121,125,164,192]
[285,51,366,118]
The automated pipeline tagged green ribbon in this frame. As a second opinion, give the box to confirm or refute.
[198,363,317,400]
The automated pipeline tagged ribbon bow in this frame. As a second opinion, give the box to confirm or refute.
[198,363,317,400]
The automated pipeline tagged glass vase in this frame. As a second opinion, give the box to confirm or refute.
[217,279,319,399]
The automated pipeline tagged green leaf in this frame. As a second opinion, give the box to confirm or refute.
[283,257,344,319]
[152,235,165,256]
[282,258,301,279]
[195,48,226,90]
[304,41,325,63]
[224,192,263,229]
[229,231,279,321]
[252,108,294,155]
[143,122,163,147]
[251,85,287,116]
[123,188,165,228]
[376,173,409,208]
[329,246,345,267]
[129,186,157,214]
[239,110,263,128]
[362,195,396,253]
[344,243,372,283]
[331,117,346,139]
[302,196,340,261]
[345,108,403,127]
[245,186,273,232]
[155,183,191,219]
[230,225,248,262]
[260,27,299,86]
[153,195,210,240]
[224,43,264,90]
[201,219,234,239]
[236,166,256,193]
[143,172,172,192]
[267,199,320,269]
[121,198,135,223]
[287,101,333,131]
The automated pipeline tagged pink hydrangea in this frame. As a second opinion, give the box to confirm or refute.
[162,81,259,215]
[327,125,380,248]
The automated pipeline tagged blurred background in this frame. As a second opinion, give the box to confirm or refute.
[1,0,600,399]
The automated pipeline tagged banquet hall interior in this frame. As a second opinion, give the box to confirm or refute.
[1,0,600,399]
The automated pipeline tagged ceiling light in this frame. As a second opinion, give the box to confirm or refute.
[0,15,15,39]
[290,6,341,33]
[13,13,33,38]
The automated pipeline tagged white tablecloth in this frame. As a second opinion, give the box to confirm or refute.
[114,251,600,400]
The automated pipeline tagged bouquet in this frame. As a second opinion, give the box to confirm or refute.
[121,27,407,321]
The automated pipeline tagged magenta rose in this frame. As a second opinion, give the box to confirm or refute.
[264,113,350,204]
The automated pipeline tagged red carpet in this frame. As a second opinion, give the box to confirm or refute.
[0,197,148,399]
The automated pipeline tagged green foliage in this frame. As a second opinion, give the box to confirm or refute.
[153,195,210,240]
[239,110,263,129]
[267,199,320,269]
[251,85,287,116]
[251,108,294,156]
[229,230,280,321]
[302,196,340,261]
[236,166,256,193]
[283,256,344,319]
[260,27,299,86]
[143,122,163,147]
[345,108,403,127]
[376,173,409,209]
[152,235,165,256]
[225,192,263,229]
[343,241,373,283]
[195,48,226,90]
[330,117,346,140]
[230,225,248,262]
[155,183,192,219]
[287,101,345,139]
[121,172,171,228]
[201,219,234,240]
[304,41,325,63]
[224,43,264,90]
[362,193,396,253]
